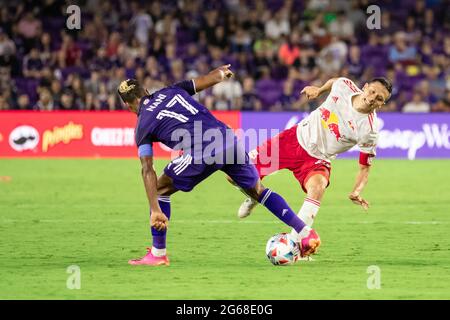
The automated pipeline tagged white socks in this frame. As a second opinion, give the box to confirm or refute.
[290,197,321,241]
[298,197,320,227]
[151,247,167,257]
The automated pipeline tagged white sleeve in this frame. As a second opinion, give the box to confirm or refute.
[331,77,361,97]
[358,132,378,156]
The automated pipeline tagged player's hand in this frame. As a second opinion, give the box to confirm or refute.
[301,86,320,100]
[348,192,369,211]
[151,210,169,231]
[216,64,234,80]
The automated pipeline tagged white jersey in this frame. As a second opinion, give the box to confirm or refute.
[296,77,378,162]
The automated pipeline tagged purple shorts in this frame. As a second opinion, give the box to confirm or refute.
[164,142,259,192]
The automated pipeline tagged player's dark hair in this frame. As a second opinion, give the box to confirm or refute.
[117,79,146,104]
[369,77,392,96]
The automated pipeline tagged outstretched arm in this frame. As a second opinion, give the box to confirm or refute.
[193,64,234,93]
[348,164,371,211]
[301,78,338,100]
[140,156,168,231]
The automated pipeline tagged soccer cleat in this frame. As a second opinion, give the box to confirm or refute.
[298,227,321,257]
[128,248,170,266]
[238,197,258,219]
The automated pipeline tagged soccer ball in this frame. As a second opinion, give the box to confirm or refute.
[265,233,300,266]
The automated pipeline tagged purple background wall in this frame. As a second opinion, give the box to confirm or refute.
[241,113,450,159]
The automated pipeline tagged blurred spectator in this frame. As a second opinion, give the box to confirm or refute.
[16,94,30,110]
[0,95,8,109]
[388,32,417,65]
[106,32,121,59]
[278,33,301,66]
[212,77,243,110]
[383,101,399,112]
[0,29,16,67]
[23,48,44,78]
[424,65,446,99]
[328,11,355,41]
[50,79,62,106]
[130,4,153,45]
[91,47,113,75]
[17,12,42,51]
[403,92,431,112]
[38,32,54,66]
[230,27,252,53]
[379,12,399,39]
[408,0,426,29]
[33,88,54,111]
[85,71,101,96]
[58,90,79,111]
[293,44,318,82]
[307,0,330,11]
[265,10,290,40]
[275,80,303,111]
[38,67,54,89]
[416,80,439,105]
[155,13,178,37]
[404,15,421,44]
[347,0,366,33]
[317,36,348,76]
[241,76,262,111]
[347,44,363,78]
[432,90,450,112]
[57,34,82,68]
[69,75,86,109]
[242,10,265,40]
[208,25,227,50]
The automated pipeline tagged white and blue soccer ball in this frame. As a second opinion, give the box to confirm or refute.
[265,233,300,266]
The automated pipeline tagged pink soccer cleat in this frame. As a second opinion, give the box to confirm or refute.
[299,228,321,257]
[128,248,170,266]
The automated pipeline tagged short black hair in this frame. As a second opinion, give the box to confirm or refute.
[369,77,392,96]
[117,79,146,104]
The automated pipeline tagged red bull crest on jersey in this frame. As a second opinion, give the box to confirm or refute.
[319,107,342,141]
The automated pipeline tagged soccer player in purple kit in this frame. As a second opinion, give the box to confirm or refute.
[118,64,320,266]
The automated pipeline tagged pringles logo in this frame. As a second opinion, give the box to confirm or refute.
[9,126,40,152]
[319,107,342,141]
[42,122,83,152]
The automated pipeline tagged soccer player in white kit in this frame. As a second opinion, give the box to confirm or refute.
[234,77,392,254]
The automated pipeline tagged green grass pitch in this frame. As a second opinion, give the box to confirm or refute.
[1,158,449,299]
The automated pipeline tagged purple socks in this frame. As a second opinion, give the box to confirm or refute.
[151,196,171,249]
[258,188,306,233]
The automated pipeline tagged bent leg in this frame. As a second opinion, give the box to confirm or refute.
[147,173,177,255]
[304,173,328,202]
[156,173,178,196]
[295,173,328,227]
[244,179,308,235]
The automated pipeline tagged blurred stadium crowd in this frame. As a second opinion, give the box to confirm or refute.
[0,0,449,112]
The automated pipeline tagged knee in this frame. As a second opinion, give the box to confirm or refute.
[305,176,327,199]
[157,187,172,196]
[308,184,326,198]
[157,174,177,196]
[244,180,265,201]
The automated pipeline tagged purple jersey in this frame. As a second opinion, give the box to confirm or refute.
[135,80,230,159]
